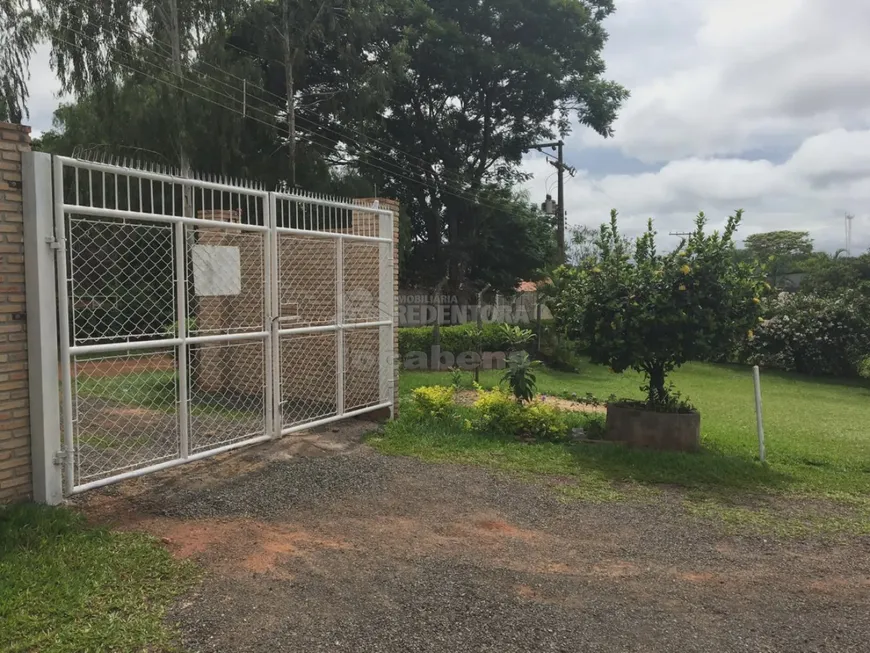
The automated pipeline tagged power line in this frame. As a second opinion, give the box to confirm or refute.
[52,24,536,222]
[60,0,476,191]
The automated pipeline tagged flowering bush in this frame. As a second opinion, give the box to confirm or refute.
[557,210,767,410]
[472,387,525,434]
[743,291,870,377]
[409,386,456,419]
[472,387,572,442]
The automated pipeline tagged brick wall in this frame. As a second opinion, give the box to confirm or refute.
[0,122,32,503]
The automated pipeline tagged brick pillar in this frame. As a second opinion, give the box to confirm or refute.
[0,122,32,503]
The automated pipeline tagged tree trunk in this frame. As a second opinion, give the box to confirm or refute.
[647,364,667,407]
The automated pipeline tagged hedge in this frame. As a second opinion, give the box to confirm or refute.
[398,323,549,357]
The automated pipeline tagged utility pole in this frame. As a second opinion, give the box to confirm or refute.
[282,0,296,188]
[166,0,191,211]
[529,140,575,262]
[846,212,855,257]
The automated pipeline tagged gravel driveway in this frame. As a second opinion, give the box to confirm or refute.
[80,422,870,653]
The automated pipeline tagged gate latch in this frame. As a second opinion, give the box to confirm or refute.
[45,237,61,250]
[53,450,68,465]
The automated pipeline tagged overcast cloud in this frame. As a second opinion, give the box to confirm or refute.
[523,0,870,254]
[21,0,870,253]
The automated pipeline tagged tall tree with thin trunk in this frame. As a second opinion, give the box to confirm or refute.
[0,0,40,123]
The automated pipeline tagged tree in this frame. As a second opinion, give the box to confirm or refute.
[399,186,557,294]
[566,225,600,267]
[562,210,766,409]
[799,251,870,299]
[743,230,814,287]
[0,0,40,122]
[361,0,628,292]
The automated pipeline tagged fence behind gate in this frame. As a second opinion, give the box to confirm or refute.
[24,154,395,499]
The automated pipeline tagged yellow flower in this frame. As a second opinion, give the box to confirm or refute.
[747,330,755,339]
[678,284,687,291]
[752,297,760,304]
[758,317,764,323]
[680,264,691,275]
[610,321,616,329]
[592,266,602,274]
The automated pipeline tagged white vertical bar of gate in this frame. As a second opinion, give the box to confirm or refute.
[264,193,275,438]
[378,202,394,416]
[336,236,345,417]
[23,152,63,504]
[174,216,189,459]
[52,156,76,496]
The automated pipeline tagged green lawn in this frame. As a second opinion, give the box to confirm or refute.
[372,361,870,534]
[0,504,197,653]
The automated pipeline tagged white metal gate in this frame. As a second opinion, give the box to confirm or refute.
[24,154,394,500]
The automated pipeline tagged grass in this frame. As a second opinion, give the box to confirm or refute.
[77,370,260,420]
[369,360,870,535]
[0,504,198,653]
[76,370,176,410]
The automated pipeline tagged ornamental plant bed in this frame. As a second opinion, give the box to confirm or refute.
[454,389,606,414]
[604,402,700,452]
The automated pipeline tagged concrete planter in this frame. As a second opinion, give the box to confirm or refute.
[604,403,701,452]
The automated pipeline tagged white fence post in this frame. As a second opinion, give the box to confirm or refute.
[378,203,394,415]
[23,152,63,504]
[752,365,766,462]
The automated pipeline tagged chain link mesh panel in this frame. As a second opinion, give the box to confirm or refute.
[278,235,337,327]
[68,217,175,345]
[344,328,382,412]
[189,340,266,453]
[343,241,382,324]
[187,226,266,337]
[280,332,338,428]
[73,350,178,484]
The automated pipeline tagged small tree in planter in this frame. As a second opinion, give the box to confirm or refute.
[563,210,766,450]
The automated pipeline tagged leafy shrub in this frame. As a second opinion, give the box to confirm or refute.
[398,322,534,357]
[409,386,456,420]
[539,331,584,372]
[472,387,573,442]
[501,351,539,402]
[743,292,870,377]
[472,387,525,434]
[449,366,465,389]
[518,402,570,442]
[858,358,870,380]
[499,324,535,352]
[557,210,766,411]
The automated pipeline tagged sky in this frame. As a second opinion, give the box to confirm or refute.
[21,0,870,254]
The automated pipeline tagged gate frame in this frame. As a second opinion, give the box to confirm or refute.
[24,154,395,504]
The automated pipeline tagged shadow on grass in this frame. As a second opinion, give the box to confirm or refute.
[566,441,793,494]
[374,415,793,496]
[700,361,870,392]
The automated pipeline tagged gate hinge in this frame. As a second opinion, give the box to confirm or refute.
[53,450,68,465]
[45,236,61,250]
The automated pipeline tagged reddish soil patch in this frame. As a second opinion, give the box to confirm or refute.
[75,356,174,378]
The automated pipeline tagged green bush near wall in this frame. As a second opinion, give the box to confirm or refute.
[399,323,553,357]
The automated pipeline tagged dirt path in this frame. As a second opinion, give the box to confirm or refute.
[77,422,870,653]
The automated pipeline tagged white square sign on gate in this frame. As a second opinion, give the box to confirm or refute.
[191,244,241,296]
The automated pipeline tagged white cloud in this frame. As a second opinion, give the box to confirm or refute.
[524,128,870,255]
[521,0,870,256]
[591,0,870,163]
[23,42,65,137]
